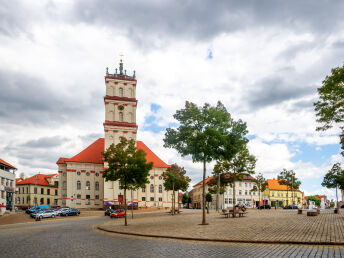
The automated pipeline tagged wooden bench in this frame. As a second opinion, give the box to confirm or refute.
[222,209,247,218]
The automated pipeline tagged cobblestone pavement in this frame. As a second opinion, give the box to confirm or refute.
[0,216,344,257]
[99,209,344,244]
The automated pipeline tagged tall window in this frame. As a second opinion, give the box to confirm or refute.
[86,181,90,190]
[77,194,81,199]
[95,182,99,191]
[55,189,58,195]
[239,190,242,195]
[34,197,37,205]
[40,198,44,204]
[129,112,134,123]
[34,187,37,194]
[47,199,50,205]
[41,188,44,194]
[119,112,123,122]
[119,87,123,97]
[159,185,162,193]
[77,181,81,190]
[47,189,50,195]
[129,88,133,98]
[150,184,154,193]
[142,188,145,193]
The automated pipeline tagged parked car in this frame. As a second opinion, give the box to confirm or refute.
[60,208,80,216]
[33,210,56,219]
[110,210,125,218]
[258,204,271,209]
[105,209,115,216]
[26,205,50,214]
[283,205,299,209]
[56,207,70,216]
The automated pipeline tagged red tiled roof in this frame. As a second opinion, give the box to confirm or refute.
[0,159,17,170]
[57,138,170,168]
[16,174,57,187]
[15,178,22,183]
[194,177,214,187]
[266,179,300,191]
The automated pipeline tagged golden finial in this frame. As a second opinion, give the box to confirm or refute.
[120,54,124,63]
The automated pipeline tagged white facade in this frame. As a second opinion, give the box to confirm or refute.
[0,161,16,211]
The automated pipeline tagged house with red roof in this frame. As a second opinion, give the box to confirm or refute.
[262,179,303,208]
[56,60,176,209]
[16,174,59,208]
[0,158,17,212]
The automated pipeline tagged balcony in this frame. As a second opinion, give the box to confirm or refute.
[5,186,15,192]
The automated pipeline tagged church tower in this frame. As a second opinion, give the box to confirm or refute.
[103,57,138,203]
[104,57,137,150]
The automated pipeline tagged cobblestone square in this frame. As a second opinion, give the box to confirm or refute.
[99,209,344,244]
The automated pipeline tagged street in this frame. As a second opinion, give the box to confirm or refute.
[0,216,343,257]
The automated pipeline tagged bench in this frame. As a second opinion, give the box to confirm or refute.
[168,210,182,214]
[222,209,247,218]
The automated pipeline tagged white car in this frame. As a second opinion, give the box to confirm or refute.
[34,210,56,220]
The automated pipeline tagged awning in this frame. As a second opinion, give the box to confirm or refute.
[0,204,6,207]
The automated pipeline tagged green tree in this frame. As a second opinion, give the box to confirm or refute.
[307,196,320,207]
[321,163,344,213]
[314,65,344,155]
[208,173,228,211]
[164,101,248,225]
[205,192,212,203]
[182,193,190,208]
[163,164,191,215]
[102,137,153,226]
[277,169,301,206]
[214,146,256,210]
[251,173,267,208]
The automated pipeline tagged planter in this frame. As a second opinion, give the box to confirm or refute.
[297,209,302,214]
[307,211,318,216]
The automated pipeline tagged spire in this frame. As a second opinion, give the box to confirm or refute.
[119,54,124,75]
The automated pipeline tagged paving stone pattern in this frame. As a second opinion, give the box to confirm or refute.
[1,217,344,257]
[100,209,344,244]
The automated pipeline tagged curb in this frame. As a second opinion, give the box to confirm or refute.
[97,226,344,246]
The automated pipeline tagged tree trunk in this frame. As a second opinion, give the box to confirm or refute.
[131,189,134,219]
[172,183,175,215]
[201,155,207,225]
[233,182,236,213]
[216,174,220,212]
[124,187,128,226]
[336,186,340,214]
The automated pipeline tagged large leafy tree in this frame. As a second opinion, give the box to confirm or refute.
[102,137,153,226]
[314,65,344,155]
[164,101,248,225]
[163,164,190,215]
[277,169,301,206]
[321,163,344,213]
[213,146,256,210]
[251,173,267,208]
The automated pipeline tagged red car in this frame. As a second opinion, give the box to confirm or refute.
[110,210,125,218]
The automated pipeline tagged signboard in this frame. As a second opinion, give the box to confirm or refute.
[71,196,74,202]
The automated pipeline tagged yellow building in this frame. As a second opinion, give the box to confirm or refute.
[263,179,303,208]
[16,174,59,208]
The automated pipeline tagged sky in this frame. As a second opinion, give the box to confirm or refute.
[1,0,344,199]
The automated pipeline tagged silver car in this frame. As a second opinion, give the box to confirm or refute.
[34,210,56,219]
[56,208,70,216]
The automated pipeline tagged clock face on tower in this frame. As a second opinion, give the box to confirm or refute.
[118,105,124,111]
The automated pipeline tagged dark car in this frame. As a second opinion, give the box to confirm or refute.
[60,208,80,216]
[283,205,299,209]
[258,204,271,209]
[105,209,115,216]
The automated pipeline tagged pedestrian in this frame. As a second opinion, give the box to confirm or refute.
[206,204,209,214]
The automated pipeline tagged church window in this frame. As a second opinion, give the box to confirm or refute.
[129,112,134,123]
[86,181,91,190]
[150,176,154,180]
[95,182,99,191]
[150,184,154,193]
[119,112,123,122]
[159,176,162,180]
[86,172,90,176]
[95,172,99,177]
[159,185,162,193]
[119,87,123,97]
[77,171,81,176]
[77,181,81,190]
[129,88,133,98]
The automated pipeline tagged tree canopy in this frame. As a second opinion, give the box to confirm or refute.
[164,101,249,224]
[102,137,153,226]
[314,65,344,155]
[163,164,191,214]
[307,196,320,206]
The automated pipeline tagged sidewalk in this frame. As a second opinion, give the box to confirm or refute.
[98,209,344,245]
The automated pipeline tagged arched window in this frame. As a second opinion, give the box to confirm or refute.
[119,112,123,122]
[129,88,133,98]
[159,185,162,193]
[109,110,114,121]
[86,181,90,190]
[77,181,81,190]
[150,184,154,193]
[95,182,99,191]
[119,87,123,97]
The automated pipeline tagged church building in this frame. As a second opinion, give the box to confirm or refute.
[56,59,177,209]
